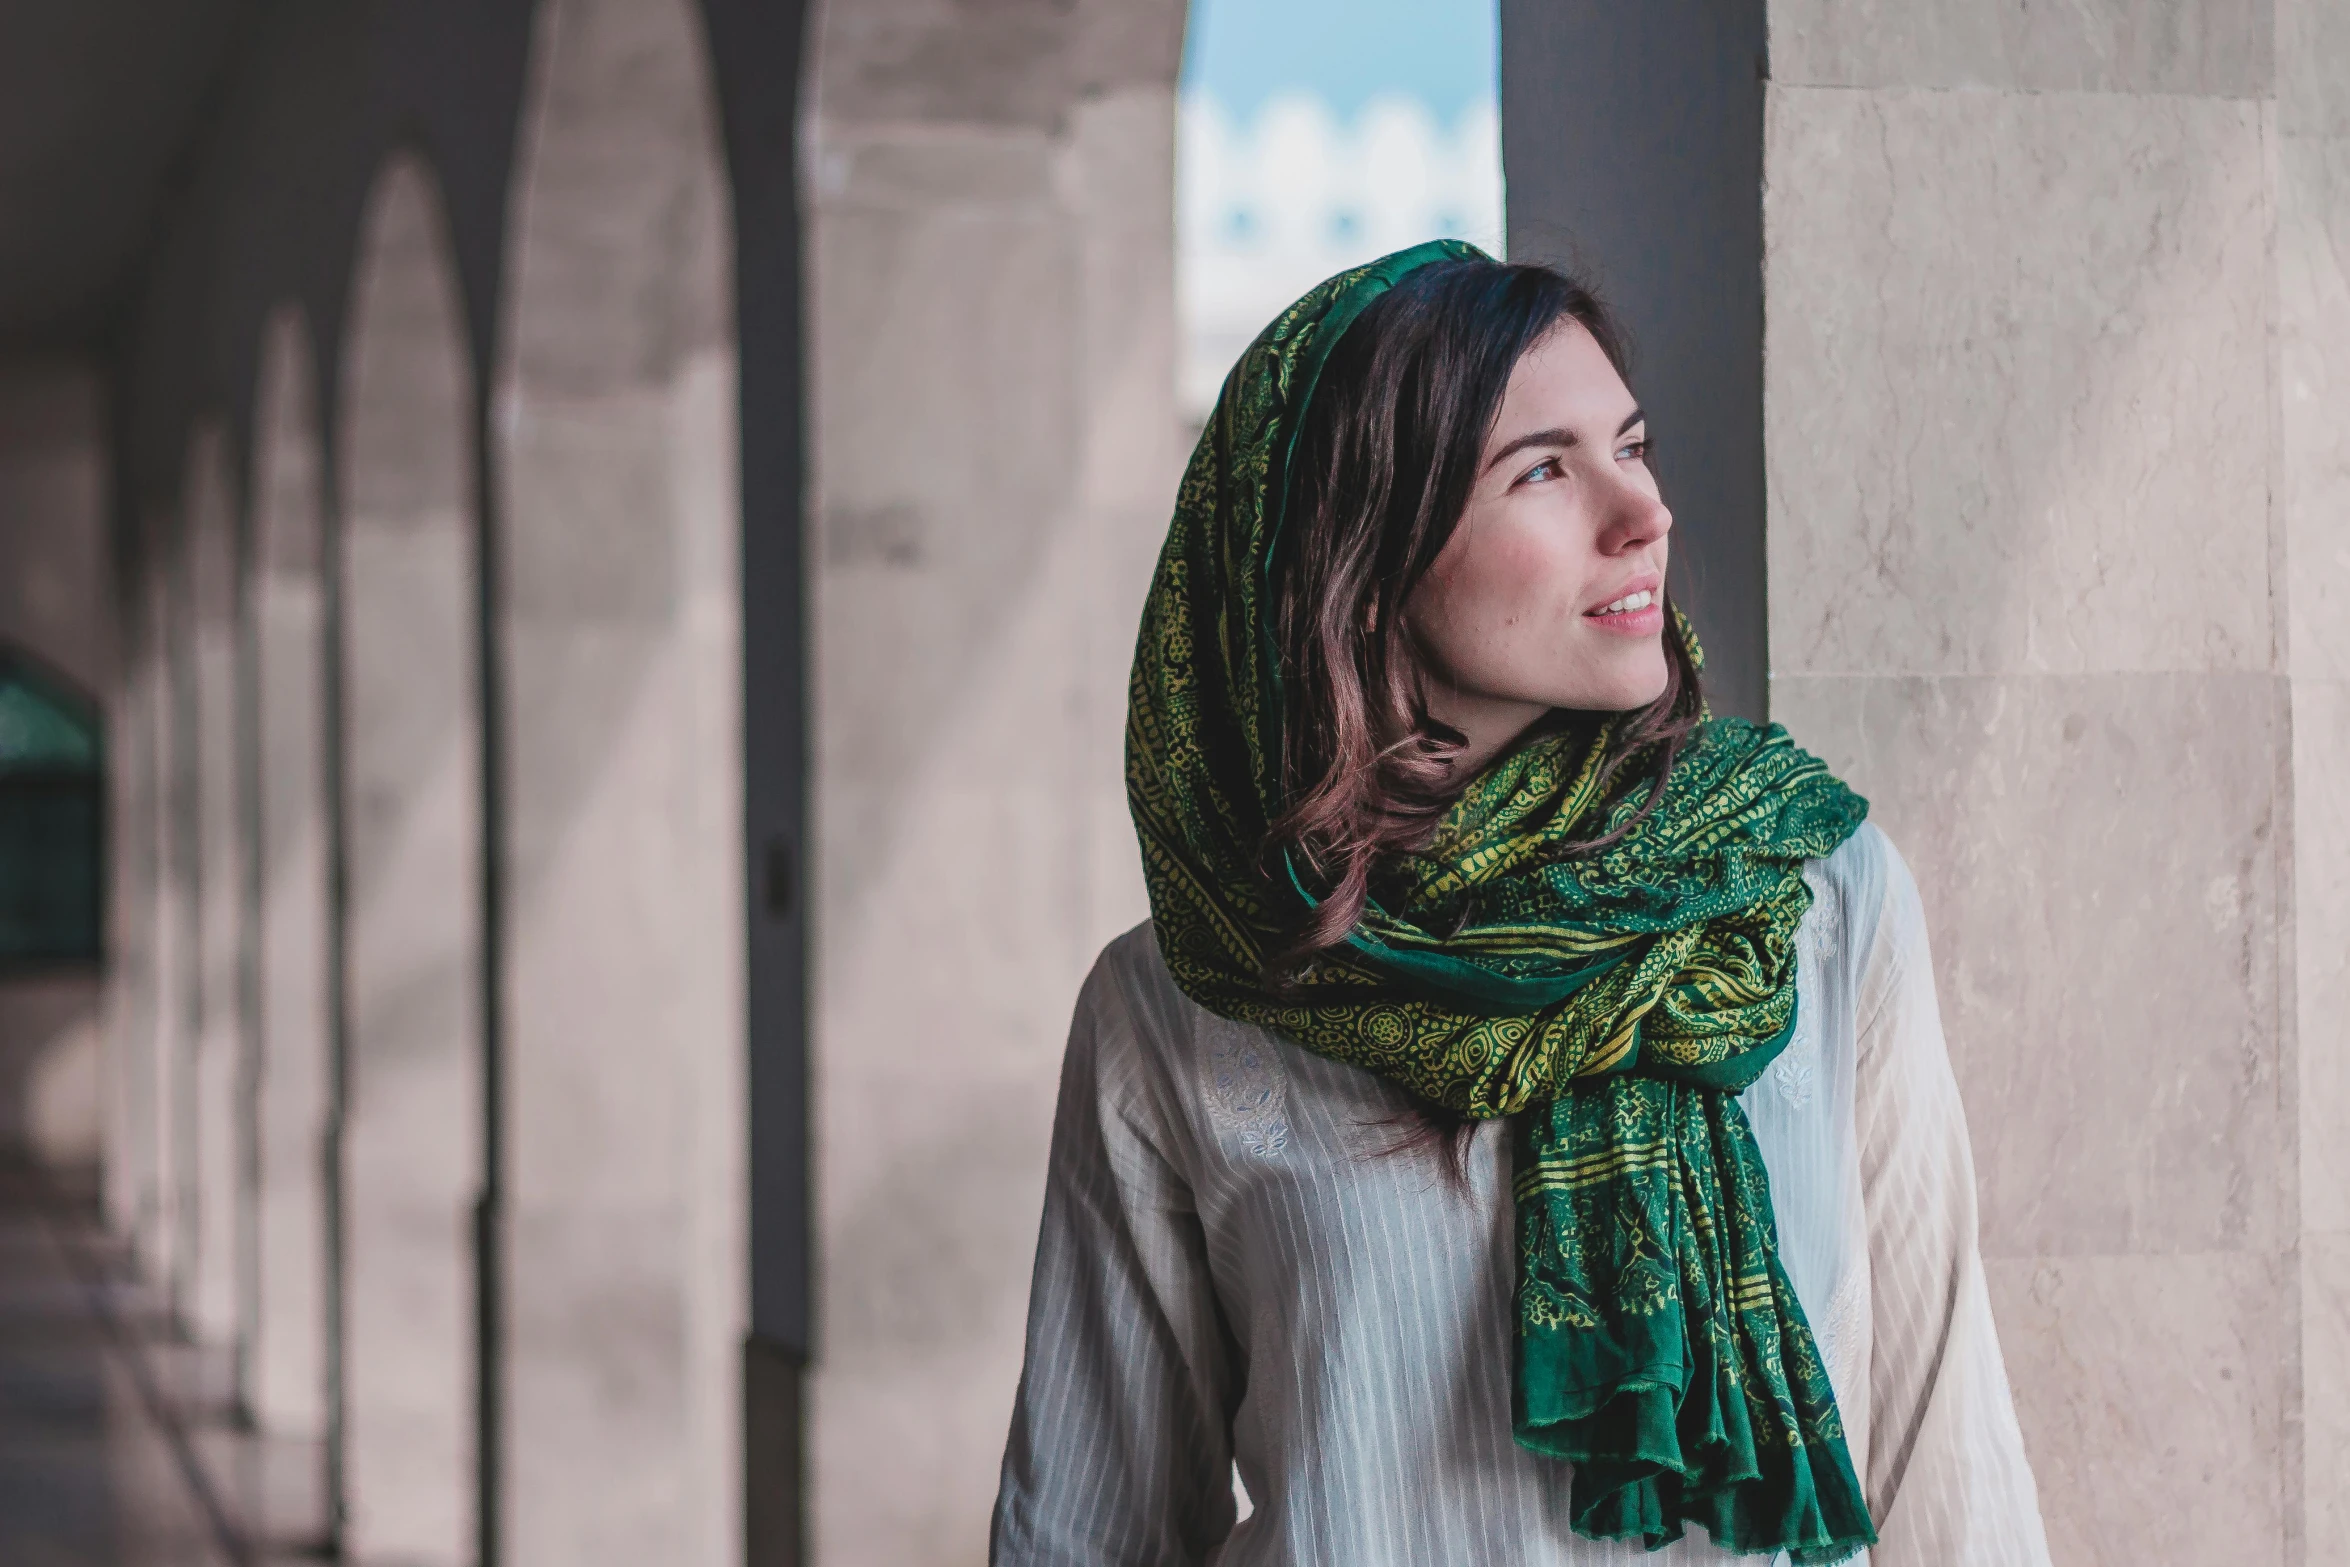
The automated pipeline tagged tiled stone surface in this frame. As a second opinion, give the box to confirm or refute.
[2296,679,2350,1232]
[1767,0,2274,96]
[1758,4,2324,1552]
[2282,132,2350,683]
[2306,1233,2350,1559]
[2279,0,2350,135]
[1987,1252,2286,1566]
[1774,672,2285,1260]
[1765,86,2273,679]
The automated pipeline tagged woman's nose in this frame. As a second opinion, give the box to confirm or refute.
[1600,481,1671,553]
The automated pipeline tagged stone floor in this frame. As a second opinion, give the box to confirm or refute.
[0,1159,328,1565]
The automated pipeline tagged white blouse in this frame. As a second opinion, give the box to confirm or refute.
[991,824,2050,1565]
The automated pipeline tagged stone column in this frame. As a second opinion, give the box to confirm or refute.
[250,305,333,1442]
[494,1,745,1560]
[185,422,250,1379]
[803,0,1185,1556]
[155,543,197,1313]
[1762,6,2333,1558]
[108,606,160,1242]
[337,152,484,1567]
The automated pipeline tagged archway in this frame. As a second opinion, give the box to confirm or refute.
[494,0,742,1557]
[249,304,332,1446]
[336,151,483,1567]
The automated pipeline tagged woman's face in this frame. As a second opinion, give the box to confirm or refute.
[1404,319,1673,764]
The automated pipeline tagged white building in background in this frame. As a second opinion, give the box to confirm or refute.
[1177,91,1505,417]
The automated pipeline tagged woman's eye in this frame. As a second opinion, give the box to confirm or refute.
[1618,438,1651,464]
[1520,458,1560,484]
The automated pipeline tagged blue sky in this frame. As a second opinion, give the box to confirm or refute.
[1181,0,1499,124]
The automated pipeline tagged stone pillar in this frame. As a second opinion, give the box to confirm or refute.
[803,0,1185,1555]
[108,609,160,1243]
[184,421,250,1380]
[2282,0,2350,1553]
[1761,6,2330,1558]
[337,152,484,1567]
[494,1,744,1560]
[250,305,333,1442]
[155,540,197,1313]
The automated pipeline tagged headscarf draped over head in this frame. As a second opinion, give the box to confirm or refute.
[1126,241,1876,1561]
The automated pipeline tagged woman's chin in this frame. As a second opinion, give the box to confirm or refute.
[1555,652,1670,714]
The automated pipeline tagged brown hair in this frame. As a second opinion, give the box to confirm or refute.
[1261,257,1705,1177]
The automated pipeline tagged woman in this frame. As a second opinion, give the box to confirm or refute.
[992,242,2048,1564]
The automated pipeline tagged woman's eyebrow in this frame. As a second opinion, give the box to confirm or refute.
[1482,408,1644,475]
[1484,427,1574,473]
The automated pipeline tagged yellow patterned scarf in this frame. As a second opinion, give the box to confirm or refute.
[1126,242,1876,1560]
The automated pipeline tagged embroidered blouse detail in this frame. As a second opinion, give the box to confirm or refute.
[1200,1016,1291,1159]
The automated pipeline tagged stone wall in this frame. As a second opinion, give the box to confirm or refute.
[1764,2,2348,1558]
[802,0,1186,1556]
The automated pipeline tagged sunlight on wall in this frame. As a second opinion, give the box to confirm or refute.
[1176,0,1502,417]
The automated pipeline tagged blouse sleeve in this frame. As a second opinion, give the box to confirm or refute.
[1855,842,2054,1565]
[991,949,1242,1567]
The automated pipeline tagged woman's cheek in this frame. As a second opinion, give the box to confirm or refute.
[1473,527,1572,630]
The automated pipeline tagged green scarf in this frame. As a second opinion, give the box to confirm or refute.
[1127,241,1876,1561]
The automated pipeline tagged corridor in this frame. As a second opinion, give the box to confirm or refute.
[0,1159,322,1566]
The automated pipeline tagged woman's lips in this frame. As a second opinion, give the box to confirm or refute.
[1585,586,1663,635]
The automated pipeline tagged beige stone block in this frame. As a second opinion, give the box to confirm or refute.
[504,1208,697,1561]
[810,0,1182,133]
[342,156,470,521]
[2299,679,2350,1230]
[502,629,740,1204]
[2280,0,2350,138]
[1987,1252,2286,1566]
[504,0,729,394]
[2282,132,2350,683]
[1765,87,2273,679]
[812,778,1093,1560]
[813,1354,1032,1567]
[817,789,1090,1353]
[2308,1233,2350,1561]
[1774,672,2284,1258]
[1767,0,2272,95]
